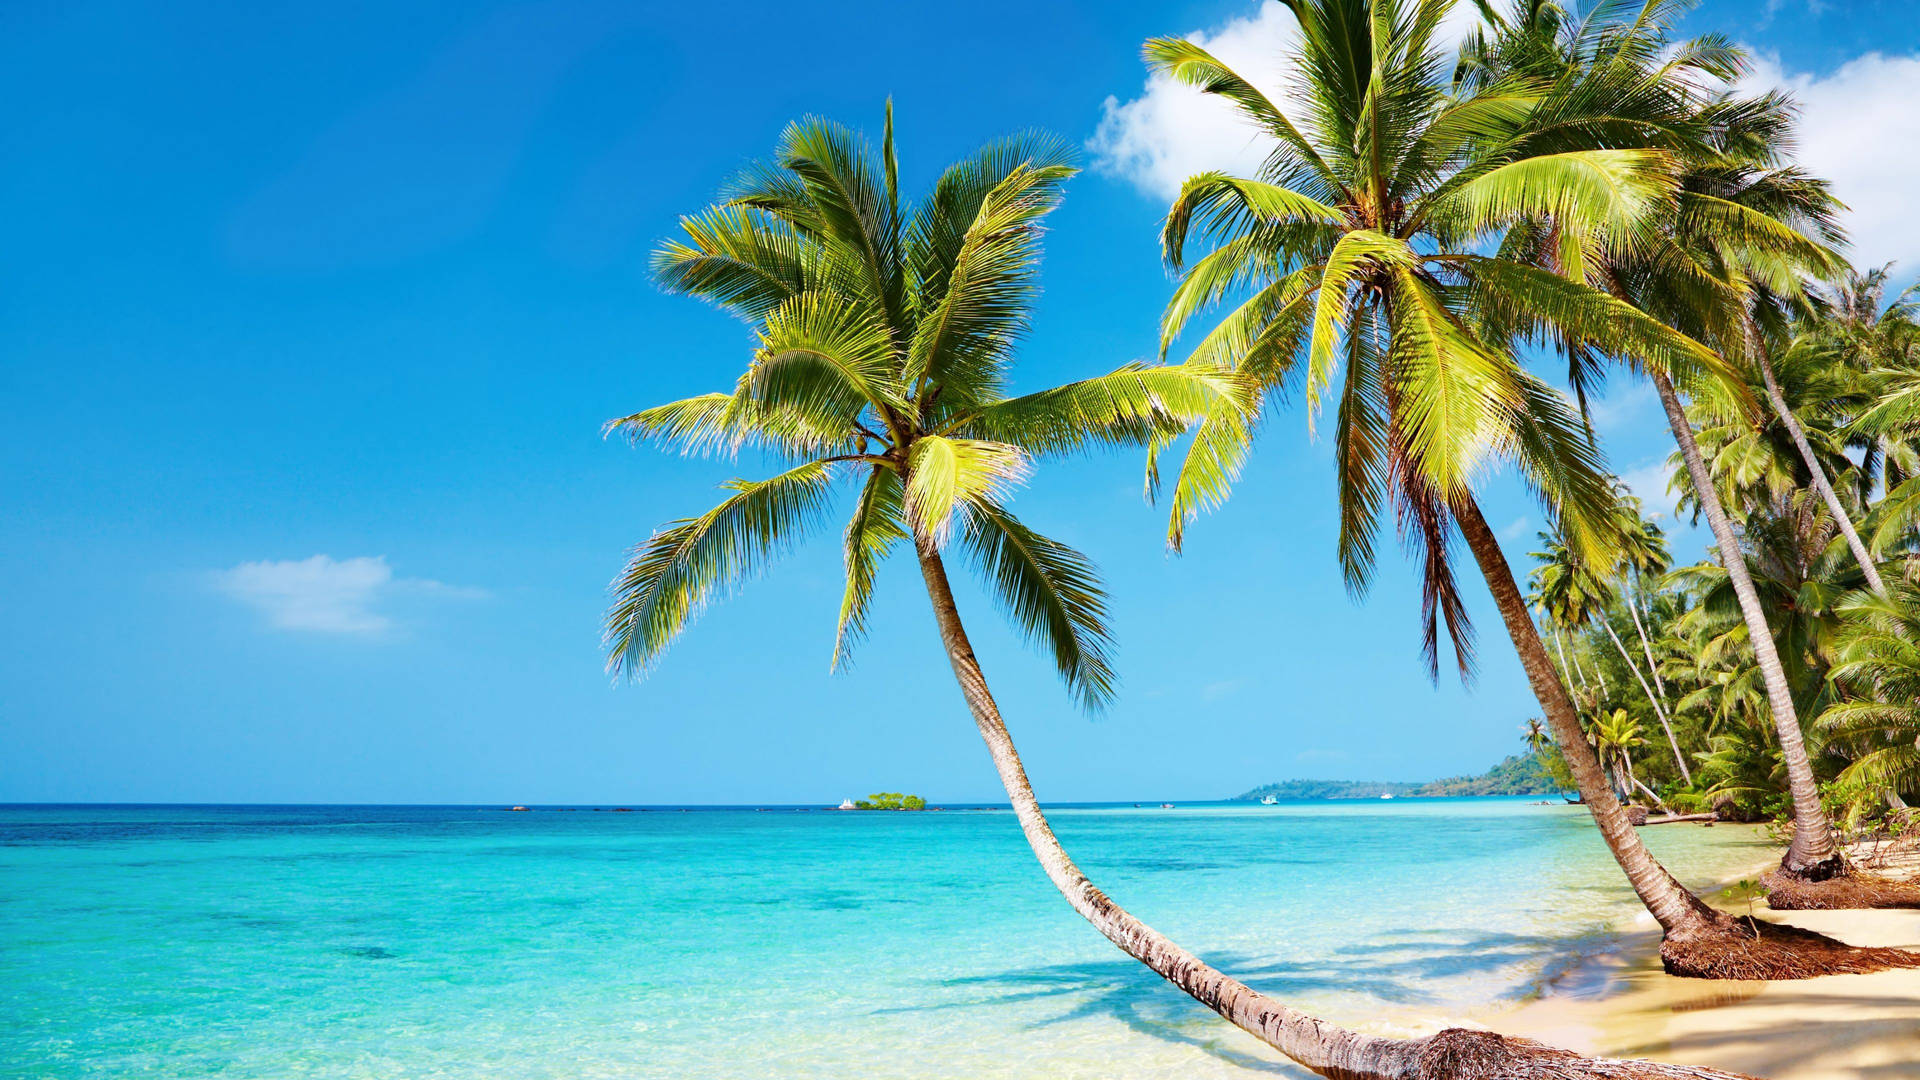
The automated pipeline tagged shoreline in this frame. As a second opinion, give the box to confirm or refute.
[1498,839,1920,1079]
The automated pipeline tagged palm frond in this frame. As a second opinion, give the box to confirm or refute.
[960,499,1117,711]
[606,461,838,677]
[832,467,907,670]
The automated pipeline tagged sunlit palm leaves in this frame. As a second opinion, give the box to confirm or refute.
[607,110,1248,709]
[1145,0,1728,677]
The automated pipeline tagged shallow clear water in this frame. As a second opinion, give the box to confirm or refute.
[0,800,1771,1078]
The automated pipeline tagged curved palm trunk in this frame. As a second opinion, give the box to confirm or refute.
[1652,372,1842,879]
[1755,350,1888,596]
[1599,615,1690,784]
[911,535,1417,1077]
[1452,498,1727,936]
[910,532,1756,1078]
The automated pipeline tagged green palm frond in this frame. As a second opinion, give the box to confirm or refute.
[832,467,907,670]
[904,436,1030,541]
[1142,38,1344,195]
[904,160,1075,402]
[955,364,1249,458]
[653,207,812,321]
[751,291,908,419]
[960,500,1116,710]
[606,461,838,677]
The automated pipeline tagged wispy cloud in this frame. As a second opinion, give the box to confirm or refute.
[212,555,482,634]
[1739,49,1920,273]
[1089,1,1479,199]
[1619,460,1680,523]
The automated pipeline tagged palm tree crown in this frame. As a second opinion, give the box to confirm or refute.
[1147,0,1731,676]
[605,110,1242,707]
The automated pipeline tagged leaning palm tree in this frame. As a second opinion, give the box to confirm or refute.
[1147,0,1915,978]
[1593,708,1668,810]
[609,109,1765,1080]
[1460,0,1859,885]
[1531,526,1688,782]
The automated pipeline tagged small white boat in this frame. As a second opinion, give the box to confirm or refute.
[1380,793,1395,800]
[1260,795,1278,805]
[836,798,856,810]
[1159,803,1176,809]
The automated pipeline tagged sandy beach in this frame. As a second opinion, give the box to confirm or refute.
[1508,839,1920,1079]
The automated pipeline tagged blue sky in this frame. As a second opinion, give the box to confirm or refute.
[5,0,1917,805]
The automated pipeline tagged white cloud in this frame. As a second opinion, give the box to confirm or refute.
[1619,460,1680,523]
[1739,50,1920,272]
[212,555,481,634]
[1090,1,1481,199]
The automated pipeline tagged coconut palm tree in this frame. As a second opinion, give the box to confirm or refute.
[1458,0,1857,883]
[1148,0,1916,977]
[1531,526,1689,782]
[1523,716,1551,754]
[1614,492,1675,704]
[1593,708,1668,809]
[605,108,1765,1080]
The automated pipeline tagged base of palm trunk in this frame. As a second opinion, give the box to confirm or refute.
[1659,915,1920,979]
[1774,851,1848,883]
[1764,870,1920,910]
[1400,1028,1758,1079]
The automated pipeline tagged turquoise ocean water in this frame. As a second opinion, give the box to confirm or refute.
[1,800,1771,1079]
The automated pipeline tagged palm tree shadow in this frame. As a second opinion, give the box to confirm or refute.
[876,928,1613,1075]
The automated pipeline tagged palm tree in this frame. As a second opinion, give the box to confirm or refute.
[1820,585,1920,803]
[1523,716,1551,754]
[1593,708,1669,810]
[1614,492,1676,707]
[1531,526,1689,783]
[1148,0,1915,977]
[604,108,1759,1080]
[1461,0,1853,883]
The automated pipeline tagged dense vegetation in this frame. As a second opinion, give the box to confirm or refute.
[1526,264,1920,836]
[854,792,927,810]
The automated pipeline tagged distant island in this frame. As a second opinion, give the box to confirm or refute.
[1233,752,1564,801]
[853,792,927,810]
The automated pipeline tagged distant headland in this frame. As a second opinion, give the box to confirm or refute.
[1233,752,1562,801]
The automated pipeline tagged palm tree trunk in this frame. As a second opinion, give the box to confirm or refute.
[1553,627,1589,692]
[1600,615,1690,785]
[909,534,1424,1077]
[1627,573,1670,700]
[1621,746,1672,813]
[910,531,1757,1077]
[1755,349,1888,596]
[1651,371,1842,879]
[1452,497,1725,935]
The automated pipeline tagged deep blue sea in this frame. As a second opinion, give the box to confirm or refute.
[0,800,1772,1078]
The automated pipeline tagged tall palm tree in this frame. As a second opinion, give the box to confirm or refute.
[1461,0,1854,882]
[1614,492,1675,708]
[1148,0,1915,977]
[1593,708,1668,809]
[604,109,1759,1080]
[1531,527,1688,782]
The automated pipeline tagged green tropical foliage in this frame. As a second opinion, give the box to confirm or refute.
[606,109,1246,709]
[854,792,928,810]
